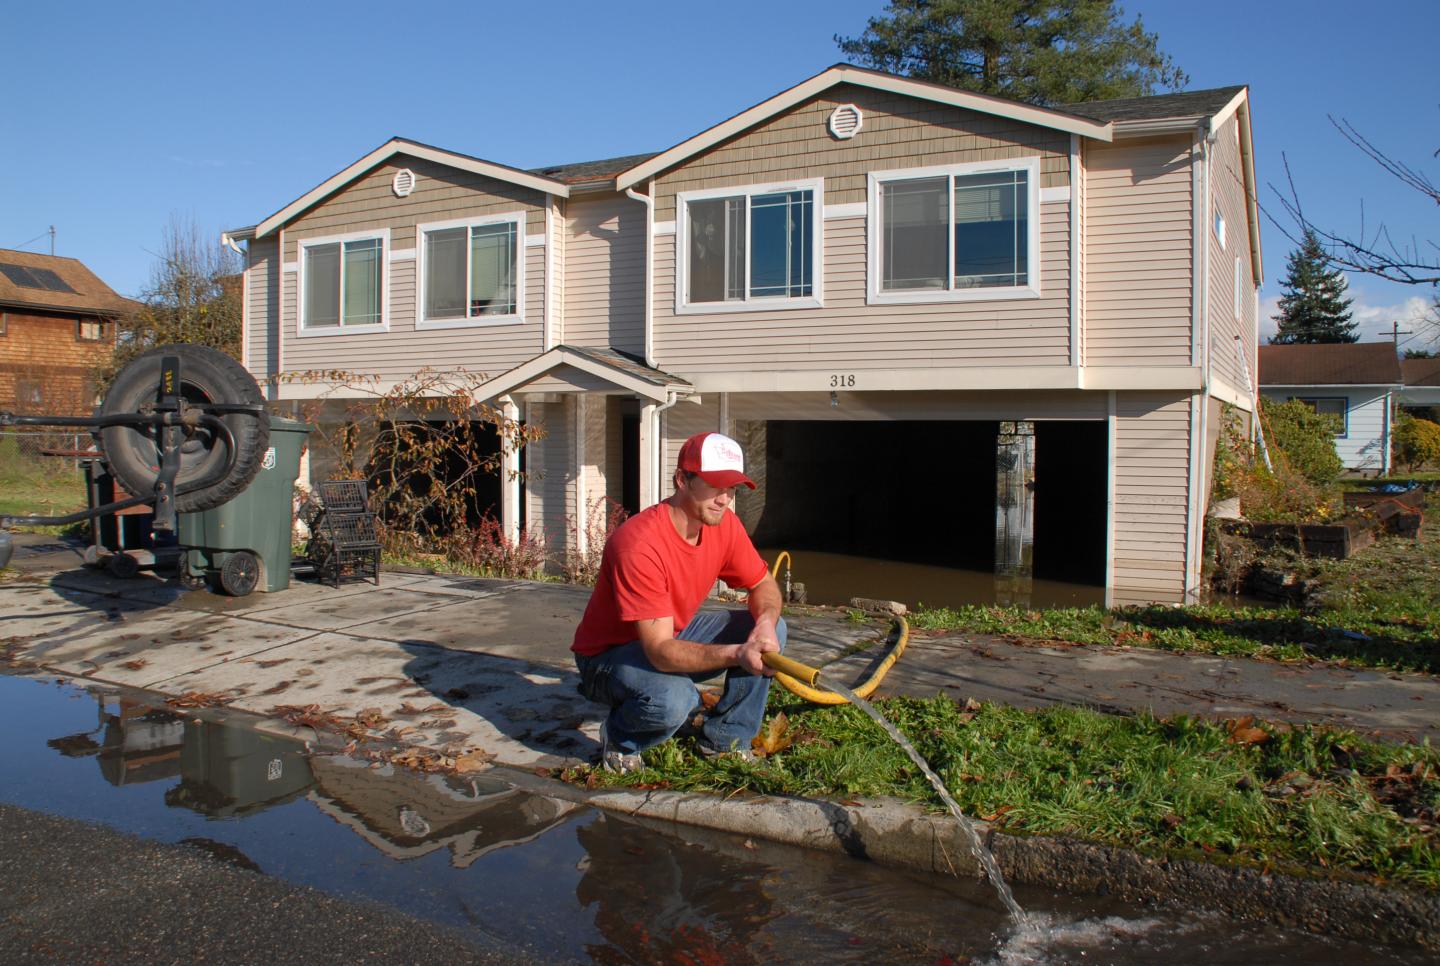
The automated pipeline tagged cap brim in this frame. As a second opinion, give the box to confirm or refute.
[697,469,756,490]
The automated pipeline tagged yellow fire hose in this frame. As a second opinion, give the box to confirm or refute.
[762,616,910,705]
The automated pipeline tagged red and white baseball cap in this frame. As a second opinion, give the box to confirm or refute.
[676,432,756,490]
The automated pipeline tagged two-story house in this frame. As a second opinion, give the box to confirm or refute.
[0,248,132,416]
[227,65,1262,606]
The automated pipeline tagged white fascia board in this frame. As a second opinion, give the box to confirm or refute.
[1111,117,1207,137]
[1236,98,1263,286]
[683,365,1203,394]
[1206,89,1250,138]
[470,347,680,404]
[614,66,1113,191]
[255,139,570,239]
[1262,383,1402,390]
[223,225,257,244]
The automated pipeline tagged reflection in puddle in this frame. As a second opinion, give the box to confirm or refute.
[0,673,1426,964]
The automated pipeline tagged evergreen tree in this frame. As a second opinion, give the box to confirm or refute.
[1270,231,1357,344]
[836,0,1188,107]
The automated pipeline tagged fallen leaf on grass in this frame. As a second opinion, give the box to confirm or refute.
[1225,716,1270,746]
[977,805,1013,822]
[751,712,793,757]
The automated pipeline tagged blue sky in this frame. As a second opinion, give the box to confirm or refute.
[4,1,1436,348]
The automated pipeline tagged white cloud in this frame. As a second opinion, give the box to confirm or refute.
[1259,280,1437,349]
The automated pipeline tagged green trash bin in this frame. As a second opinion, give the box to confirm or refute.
[179,417,311,596]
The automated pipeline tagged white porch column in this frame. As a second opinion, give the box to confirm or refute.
[574,394,588,559]
[500,396,520,544]
[638,401,657,509]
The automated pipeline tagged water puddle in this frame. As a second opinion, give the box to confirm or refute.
[0,671,1425,964]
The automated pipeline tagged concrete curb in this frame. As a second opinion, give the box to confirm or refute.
[493,774,1439,951]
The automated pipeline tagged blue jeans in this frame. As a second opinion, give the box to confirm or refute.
[575,609,788,755]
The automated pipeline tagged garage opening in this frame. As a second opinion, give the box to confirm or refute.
[742,418,1106,609]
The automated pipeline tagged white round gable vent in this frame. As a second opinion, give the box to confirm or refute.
[392,168,416,197]
[828,104,863,140]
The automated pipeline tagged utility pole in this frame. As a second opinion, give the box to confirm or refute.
[49,226,55,256]
[1385,319,1412,347]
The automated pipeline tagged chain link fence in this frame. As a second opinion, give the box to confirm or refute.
[0,430,95,478]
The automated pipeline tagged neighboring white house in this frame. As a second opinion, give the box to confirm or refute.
[1258,342,1402,474]
[1399,357,1440,417]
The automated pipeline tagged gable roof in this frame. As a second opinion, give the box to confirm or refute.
[472,344,692,404]
[1259,343,1402,386]
[614,63,1115,191]
[0,248,137,317]
[1401,357,1440,387]
[251,138,572,240]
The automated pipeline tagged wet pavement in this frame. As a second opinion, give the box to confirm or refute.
[1,555,1435,775]
[0,673,1428,965]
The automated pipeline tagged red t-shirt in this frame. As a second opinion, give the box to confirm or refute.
[572,503,768,657]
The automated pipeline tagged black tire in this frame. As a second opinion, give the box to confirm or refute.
[99,345,270,513]
[219,551,260,597]
[107,552,140,580]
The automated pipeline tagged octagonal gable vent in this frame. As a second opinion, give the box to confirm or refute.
[828,104,863,140]
[392,168,416,197]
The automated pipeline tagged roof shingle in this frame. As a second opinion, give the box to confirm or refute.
[0,248,137,317]
[1258,343,1402,386]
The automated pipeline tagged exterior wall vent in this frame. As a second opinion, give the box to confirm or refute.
[828,104,863,140]
[392,168,416,197]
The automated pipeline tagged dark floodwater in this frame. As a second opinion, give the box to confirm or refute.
[759,548,1106,611]
[0,672,1424,964]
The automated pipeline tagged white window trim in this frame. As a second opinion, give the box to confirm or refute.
[295,228,390,337]
[866,157,1042,306]
[674,178,825,315]
[415,212,528,329]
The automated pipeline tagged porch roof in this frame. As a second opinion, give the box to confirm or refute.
[473,345,692,404]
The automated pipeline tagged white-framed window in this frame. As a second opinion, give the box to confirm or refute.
[297,229,388,334]
[867,158,1041,305]
[1214,211,1227,249]
[1291,396,1348,438]
[675,178,823,314]
[416,212,525,328]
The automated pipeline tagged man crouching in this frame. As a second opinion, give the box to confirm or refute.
[572,431,786,773]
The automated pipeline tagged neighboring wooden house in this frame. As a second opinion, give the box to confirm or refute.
[1258,342,1402,475]
[0,248,134,416]
[228,65,1264,606]
[1398,357,1440,419]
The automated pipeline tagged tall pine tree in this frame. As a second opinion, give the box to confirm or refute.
[1270,231,1357,344]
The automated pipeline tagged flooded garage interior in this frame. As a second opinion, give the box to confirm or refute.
[740,418,1108,609]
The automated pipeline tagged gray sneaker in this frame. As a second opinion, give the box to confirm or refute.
[599,724,643,774]
[697,741,758,764]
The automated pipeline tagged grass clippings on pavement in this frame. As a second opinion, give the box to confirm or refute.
[577,693,1440,889]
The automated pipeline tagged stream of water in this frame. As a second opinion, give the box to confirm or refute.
[816,674,1031,925]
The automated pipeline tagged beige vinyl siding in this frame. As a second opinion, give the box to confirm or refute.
[652,202,1070,373]
[1207,116,1257,393]
[1084,136,1194,366]
[654,84,1070,219]
[661,397,722,485]
[277,154,548,383]
[1111,391,1192,604]
[525,397,576,560]
[563,193,645,354]
[244,237,279,383]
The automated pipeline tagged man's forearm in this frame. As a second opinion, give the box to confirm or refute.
[747,575,783,627]
[642,636,742,674]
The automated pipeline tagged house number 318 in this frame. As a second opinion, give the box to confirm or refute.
[829,374,855,387]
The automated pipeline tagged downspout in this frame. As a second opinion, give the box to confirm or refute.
[624,181,656,367]
[1187,126,1217,603]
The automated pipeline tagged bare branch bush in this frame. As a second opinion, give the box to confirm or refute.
[282,368,545,571]
[561,496,630,586]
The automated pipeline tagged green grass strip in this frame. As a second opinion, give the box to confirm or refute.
[574,694,1439,889]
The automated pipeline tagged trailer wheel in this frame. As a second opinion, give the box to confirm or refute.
[99,345,270,513]
[107,552,140,580]
[219,551,260,597]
